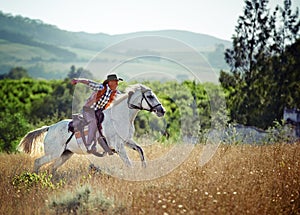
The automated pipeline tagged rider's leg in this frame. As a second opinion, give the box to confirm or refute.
[83,107,97,150]
[95,109,114,155]
[95,109,104,129]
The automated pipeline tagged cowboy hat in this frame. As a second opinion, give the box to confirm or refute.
[105,74,123,82]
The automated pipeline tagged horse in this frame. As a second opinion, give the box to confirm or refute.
[18,84,166,173]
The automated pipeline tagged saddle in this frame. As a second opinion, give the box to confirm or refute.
[68,113,106,138]
[68,113,115,155]
[68,114,89,146]
[68,114,87,133]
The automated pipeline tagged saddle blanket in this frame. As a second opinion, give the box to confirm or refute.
[74,126,89,145]
[74,126,100,146]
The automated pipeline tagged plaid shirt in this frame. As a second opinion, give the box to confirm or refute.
[88,80,104,91]
[88,80,112,110]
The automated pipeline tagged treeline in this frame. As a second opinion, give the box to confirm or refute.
[220,0,300,129]
[0,10,105,52]
[0,11,77,48]
[0,78,73,152]
[1,0,299,152]
[0,75,221,152]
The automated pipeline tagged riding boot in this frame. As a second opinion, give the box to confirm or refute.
[98,137,114,155]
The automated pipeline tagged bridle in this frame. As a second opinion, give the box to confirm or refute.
[127,90,161,112]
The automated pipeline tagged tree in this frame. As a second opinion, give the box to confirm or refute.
[223,0,273,127]
[0,112,31,152]
[30,80,73,123]
[67,65,94,80]
[0,67,30,80]
[271,0,300,54]
[207,44,229,70]
[225,0,272,83]
[221,0,300,129]
[67,65,77,79]
[269,0,300,120]
[277,38,300,108]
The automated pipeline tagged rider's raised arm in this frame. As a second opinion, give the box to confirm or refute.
[87,80,104,91]
[71,78,104,91]
[71,78,89,85]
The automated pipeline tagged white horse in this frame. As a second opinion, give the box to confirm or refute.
[18,84,165,173]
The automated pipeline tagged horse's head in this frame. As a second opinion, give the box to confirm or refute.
[127,84,166,117]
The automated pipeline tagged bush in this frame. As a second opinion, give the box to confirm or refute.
[12,171,65,191]
[49,185,119,214]
[0,112,32,152]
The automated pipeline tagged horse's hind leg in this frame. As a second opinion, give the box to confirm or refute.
[34,154,54,173]
[125,139,146,168]
[52,150,73,174]
[34,144,65,173]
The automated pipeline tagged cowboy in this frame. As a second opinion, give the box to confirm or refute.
[71,74,123,154]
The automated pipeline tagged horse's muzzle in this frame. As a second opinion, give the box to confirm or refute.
[153,105,166,117]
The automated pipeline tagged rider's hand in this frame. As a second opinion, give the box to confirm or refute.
[71,79,78,85]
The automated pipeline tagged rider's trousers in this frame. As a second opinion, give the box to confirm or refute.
[83,107,98,146]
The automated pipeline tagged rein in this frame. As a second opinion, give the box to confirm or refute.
[127,90,161,112]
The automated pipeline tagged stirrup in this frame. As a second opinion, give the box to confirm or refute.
[98,137,114,155]
[86,143,95,153]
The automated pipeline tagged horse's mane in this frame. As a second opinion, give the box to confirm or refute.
[111,84,150,106]
[125,83,150,94]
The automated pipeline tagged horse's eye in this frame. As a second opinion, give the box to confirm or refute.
[147,95,154,99]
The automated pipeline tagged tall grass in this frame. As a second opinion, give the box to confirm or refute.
[1,142,299,214]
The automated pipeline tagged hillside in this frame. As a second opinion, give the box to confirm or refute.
[0,11,230,79]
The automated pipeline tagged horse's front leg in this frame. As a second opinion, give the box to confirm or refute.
[125,139,146,168]
[118,143,132,167]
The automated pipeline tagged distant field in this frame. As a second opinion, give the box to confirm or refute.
[0,15,230,79]
[0,41,217,81]
[1,143,299,214]
[0,38,224,80]
[0,39,56,61]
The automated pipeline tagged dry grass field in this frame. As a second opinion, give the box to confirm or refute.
[1,142,300,214]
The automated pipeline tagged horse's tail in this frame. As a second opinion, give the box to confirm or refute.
[17,126,49,157]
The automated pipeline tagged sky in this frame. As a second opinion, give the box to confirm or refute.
[0,0,299,41]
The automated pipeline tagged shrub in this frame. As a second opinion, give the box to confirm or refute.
[49,184,116,214]
[0,112,32,152]
[12,171,65,191]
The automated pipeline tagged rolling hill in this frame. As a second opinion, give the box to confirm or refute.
[0,11,231,80]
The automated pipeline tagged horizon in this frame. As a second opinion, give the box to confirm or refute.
[1,0,298,41]
[0,9,233,42]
